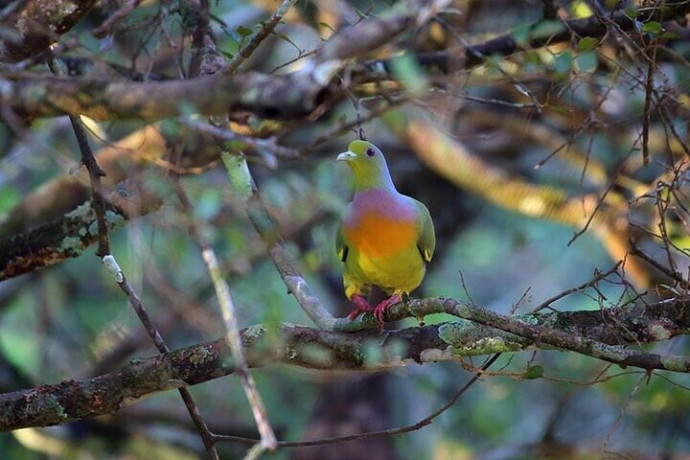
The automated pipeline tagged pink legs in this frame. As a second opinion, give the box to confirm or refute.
[372,294,402,323]
[347,294,374,320]
[347,294,403,324]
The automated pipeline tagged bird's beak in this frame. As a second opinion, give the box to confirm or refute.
[337,151,356,161]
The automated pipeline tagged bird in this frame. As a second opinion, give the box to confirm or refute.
[336,140,436,324]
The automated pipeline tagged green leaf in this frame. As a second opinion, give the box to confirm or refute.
[660,30,679,40]
[578,36,599,51]
[575,50,598,73]
[236,25,254,38]
[222,152,253,202]
[524,365,544,379]
[531,20,565,39]
[624,8,640,19]
[278,34,302,53]
[641,21,663,36]
[390,53,428,94]
[511,23,531,47]
[524,50,542,66]
[554,51,573,75]
[0,186,19,213]
[571,0,593,18]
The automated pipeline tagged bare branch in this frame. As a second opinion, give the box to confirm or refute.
[1,294,689,431]
[0,72,331,121]
[0,0,98,63]
[107,257,219,459]
[91,0,145,39]
[175,179,277,452]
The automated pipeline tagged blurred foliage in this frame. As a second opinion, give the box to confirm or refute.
[3,0,690,459]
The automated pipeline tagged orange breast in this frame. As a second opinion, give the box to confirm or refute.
[344,212,416,258]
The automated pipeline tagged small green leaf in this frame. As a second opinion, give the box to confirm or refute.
[523,50,541,67]
[576,50,598,73]
[578,36,599,51]
[0,186,20,214]
[511,23,531,47]
[571,0,593,18]
[641,21,663,35]
[278,34,302,53]
[390,54,428,94]
[236,25,254,37]
[625,8,640,19]
[554,51,573,75]
[531,20,565,39]
[524,365,544,379]
[660,30,679,40]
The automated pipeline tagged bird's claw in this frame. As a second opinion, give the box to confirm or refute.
[347,294,374,320]
[347,306,372,320]
[372,294,402,324]
[347,294,403,330]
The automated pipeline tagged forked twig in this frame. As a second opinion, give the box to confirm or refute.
[224,0,298,74]
[532,262,622,312]
[61,61,219,457]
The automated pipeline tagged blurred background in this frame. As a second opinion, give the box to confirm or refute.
[2,0,690,458]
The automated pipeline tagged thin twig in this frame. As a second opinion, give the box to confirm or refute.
[102,257,220,459]
[49,58,110,258]
[92,0,145,39]
[223,0,298,74]
[57,77,220,455]
[244,185,341,331]
[181,119,300,159]
[566,173,618,246]
[629,241,690,290]
[175,182,278,452]
[602,373,646,454]
[215,354,500,447]
[297,100,399,154]
[202,246,278,451]
[67,115,110,257]
[642,38,658,166]
[532,262,622,312]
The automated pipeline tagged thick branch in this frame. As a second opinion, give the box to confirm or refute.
[0,72,331,121]
[0,180,162,280]
[1,295,689,431]
[0,0,98,63]
[380,1,690,72]
[314,0,450,64]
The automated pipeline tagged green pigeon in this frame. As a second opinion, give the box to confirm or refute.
[336,140,436,323]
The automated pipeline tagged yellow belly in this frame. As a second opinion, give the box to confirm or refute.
[342,197,426,298]
[343,219,425,297]
[346,248,425,295]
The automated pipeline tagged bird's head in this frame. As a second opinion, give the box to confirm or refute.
[337,140,394,191]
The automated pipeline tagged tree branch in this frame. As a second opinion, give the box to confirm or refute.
[1,295,688,431]
[0,179,162,281]
[0,72,332,121]
[0,0,98,63]
[372,1,690,73]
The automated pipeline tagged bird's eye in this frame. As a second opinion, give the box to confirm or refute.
[366,148,375,157]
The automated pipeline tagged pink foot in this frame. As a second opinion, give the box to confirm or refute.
[347,294,374,320]
[373,294,402,323]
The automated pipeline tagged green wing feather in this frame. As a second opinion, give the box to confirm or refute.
[414,199,436,263]
[335,216,348,262]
